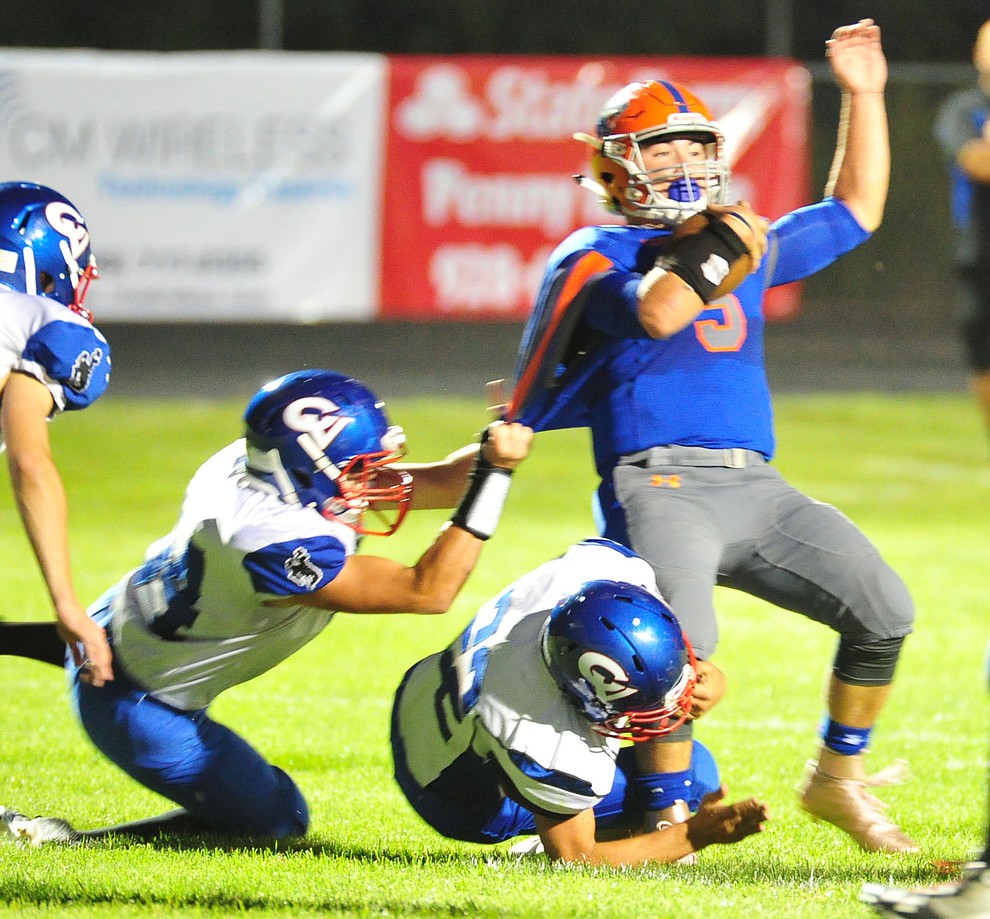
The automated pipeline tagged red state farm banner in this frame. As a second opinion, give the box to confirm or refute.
[382,55,810,322]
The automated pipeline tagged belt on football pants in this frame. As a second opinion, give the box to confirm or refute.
[617,445,767,468]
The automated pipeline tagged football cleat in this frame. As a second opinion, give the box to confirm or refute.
[507,835,545,857]
[1,805,82,846]
[860,865,990,917]
[797,759,919,854]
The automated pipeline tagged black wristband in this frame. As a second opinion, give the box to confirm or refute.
[450,451,513,541]
[658,215,749,303]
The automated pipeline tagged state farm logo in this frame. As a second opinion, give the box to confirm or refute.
[395,63,623,143]
[396,66,486,140]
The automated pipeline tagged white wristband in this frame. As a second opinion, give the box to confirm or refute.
[450,465,513,540]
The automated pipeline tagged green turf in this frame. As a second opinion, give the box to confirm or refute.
[0,392,987,918]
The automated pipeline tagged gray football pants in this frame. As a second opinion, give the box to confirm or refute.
[601,461,915,661]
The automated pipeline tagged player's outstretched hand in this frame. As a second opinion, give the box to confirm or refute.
[481,420,533,472]
[826,19,887,95]
[57,604,114,686]
[685,785,769,850]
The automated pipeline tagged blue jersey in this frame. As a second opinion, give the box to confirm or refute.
[514,198,869,470]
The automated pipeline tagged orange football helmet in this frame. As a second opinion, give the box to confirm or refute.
[574,80,730,226]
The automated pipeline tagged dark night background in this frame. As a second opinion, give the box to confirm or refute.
[1,1,988,60]
[4,1,988,397]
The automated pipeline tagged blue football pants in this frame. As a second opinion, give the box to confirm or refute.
[394,737,719,845]
[70,665,308,839]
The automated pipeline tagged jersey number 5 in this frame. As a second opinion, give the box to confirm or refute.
[694,296,747,353]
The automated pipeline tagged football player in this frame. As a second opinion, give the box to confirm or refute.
[934,18,990,454]
[391,538,769,866]
[0,181,112,687]
[508,21,917,853]
[0,368,531,843]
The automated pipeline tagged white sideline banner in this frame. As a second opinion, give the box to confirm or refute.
[0,50,385,321]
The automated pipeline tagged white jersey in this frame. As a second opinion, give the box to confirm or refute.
[108,440,357,711]
[0,288,110,445]
[393,539,662,818]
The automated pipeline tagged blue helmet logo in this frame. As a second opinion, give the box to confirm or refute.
[541,579,696,742]
[243,369,412,535]
[0,181,98,318]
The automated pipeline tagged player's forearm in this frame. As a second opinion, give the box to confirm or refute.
[827,90,889,231]
[378,458,517,611]
[397,444,479,510]
[404,524,484,613]
[548,824,698,867]
[636,269,705,339]
[7,449,78,612]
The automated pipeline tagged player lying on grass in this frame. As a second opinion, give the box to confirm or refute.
[0,368,531,844]
[391,538,769,866]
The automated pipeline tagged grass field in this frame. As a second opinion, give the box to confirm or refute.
[0,392,988,918]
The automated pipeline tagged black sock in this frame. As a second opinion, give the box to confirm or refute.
[0,622,66,667]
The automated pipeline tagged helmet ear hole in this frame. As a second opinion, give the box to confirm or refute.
[39,271,55,294]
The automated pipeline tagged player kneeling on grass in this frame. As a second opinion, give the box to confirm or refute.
[391,538,769,866]
[0,368,531,845]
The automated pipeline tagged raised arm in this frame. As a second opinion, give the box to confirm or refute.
[1,371,113,685]
[824,19,890,231]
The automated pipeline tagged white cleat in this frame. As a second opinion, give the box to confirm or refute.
[1,805,82,846]
[507,835,544,856]
[797,758,919,854]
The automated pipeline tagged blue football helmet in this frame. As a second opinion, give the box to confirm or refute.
[541,580,697,742]
[243,369,412,536]
[0,181,99,321]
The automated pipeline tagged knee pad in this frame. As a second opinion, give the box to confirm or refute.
[832,636,905,686]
